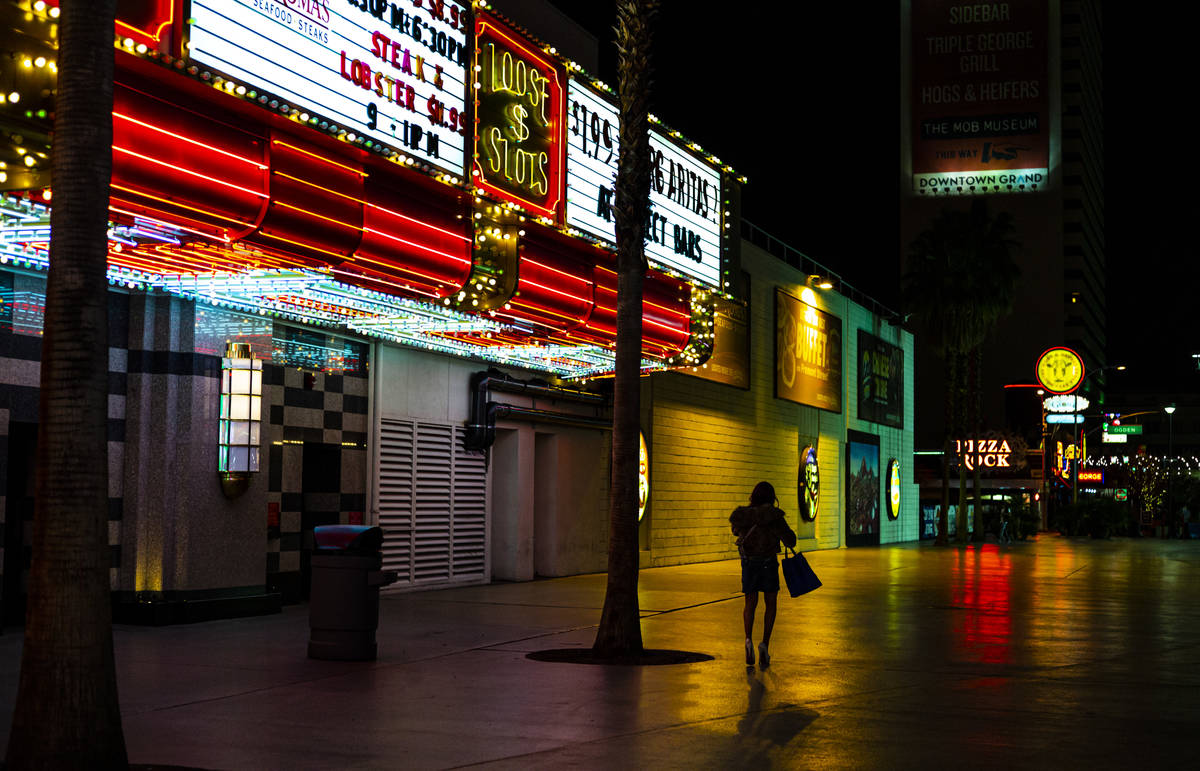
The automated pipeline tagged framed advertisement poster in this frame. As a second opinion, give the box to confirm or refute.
[846,430,880,547]
[684,294,750,389]
[857,330,903,428]
[775,289,842,412]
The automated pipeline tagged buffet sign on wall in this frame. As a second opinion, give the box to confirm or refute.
[565,78,724,288]
[857,330,903,428]
[775,289,842,412]
[187,0,470,176]
[473,12,564,219]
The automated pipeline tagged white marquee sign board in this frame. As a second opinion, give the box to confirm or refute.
[565,78,723,288]
[188,0,468,175]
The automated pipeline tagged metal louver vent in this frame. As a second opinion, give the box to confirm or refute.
[378,418,487,588]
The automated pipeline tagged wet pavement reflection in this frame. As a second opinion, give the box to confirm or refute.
[1,535,1197,768]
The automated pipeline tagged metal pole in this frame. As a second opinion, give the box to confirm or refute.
[1168,410,1174,536]
[1071,424,1080,505]
[1041,406,1049,530]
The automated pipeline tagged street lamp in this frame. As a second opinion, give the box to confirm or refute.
[1165,403,1176,535]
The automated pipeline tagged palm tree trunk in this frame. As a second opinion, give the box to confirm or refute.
[955,351,969,543]
[5,2,127,768]
[971,346,984,542]
[594,0,657,655]
[937,347,951,546]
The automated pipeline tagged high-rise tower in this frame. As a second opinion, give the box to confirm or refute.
[901,0,1105,447]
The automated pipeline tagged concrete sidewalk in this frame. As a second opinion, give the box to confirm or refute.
[3,535,1200,769]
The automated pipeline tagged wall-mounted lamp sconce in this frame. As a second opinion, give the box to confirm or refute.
[807,274,834,290]
[218,342,262,498]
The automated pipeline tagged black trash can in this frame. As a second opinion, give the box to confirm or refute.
[308,525,398,661]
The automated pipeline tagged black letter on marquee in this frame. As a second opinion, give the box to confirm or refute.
[597,186,613,222]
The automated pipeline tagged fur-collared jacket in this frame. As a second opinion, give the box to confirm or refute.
[729,504,797,558]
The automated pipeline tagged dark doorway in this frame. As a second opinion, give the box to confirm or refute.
[2,422,37,630]
[299,441,341,600]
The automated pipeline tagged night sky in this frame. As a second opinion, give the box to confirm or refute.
[549,2,1198,394]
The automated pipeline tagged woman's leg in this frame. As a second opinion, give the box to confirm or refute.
[743,592,758,639]
[762,591,778,645]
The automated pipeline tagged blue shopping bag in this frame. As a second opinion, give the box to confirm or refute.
[781,547,821,597]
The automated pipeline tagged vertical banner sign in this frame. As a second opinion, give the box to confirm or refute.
[473,13,565,219]
[188,0,470,176]
[857,330,903,428]
[775,289,842,412]
[565,78,724,288]
[846,430,881,547]
[910,0,1048,194]
[920,502,939,539]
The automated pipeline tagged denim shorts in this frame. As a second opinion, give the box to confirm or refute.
[741,556,780,594]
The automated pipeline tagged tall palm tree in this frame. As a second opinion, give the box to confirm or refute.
[594,0,657,656]
[903,199,1019,545]
[5,2,128,768]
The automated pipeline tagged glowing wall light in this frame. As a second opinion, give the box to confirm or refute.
[887,458,901,520]
[638,431,649,522]
[218,342,262,496]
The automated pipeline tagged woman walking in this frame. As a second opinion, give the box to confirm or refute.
[730,481,797,667]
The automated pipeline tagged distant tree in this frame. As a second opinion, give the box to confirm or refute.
[594,0,657,656]
[4,2,128,769]
[904,199,1019,544]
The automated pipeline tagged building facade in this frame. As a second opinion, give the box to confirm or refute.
[1,0,916,624]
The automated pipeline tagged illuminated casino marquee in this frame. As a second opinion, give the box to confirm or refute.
[565,78,723,288]
[473,13,564,219]
[187,0,469,176]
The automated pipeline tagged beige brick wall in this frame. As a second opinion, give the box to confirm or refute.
[644,241,917,567]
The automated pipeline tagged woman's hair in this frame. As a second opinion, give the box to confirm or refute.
[750,481,776,506]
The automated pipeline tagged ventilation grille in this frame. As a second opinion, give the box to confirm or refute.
[378,418,486,587]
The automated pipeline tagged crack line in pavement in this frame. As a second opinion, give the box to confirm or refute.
[639,594,745,617]
[1062,564,1089,579]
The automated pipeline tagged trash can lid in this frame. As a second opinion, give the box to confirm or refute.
[312,525,384,553]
